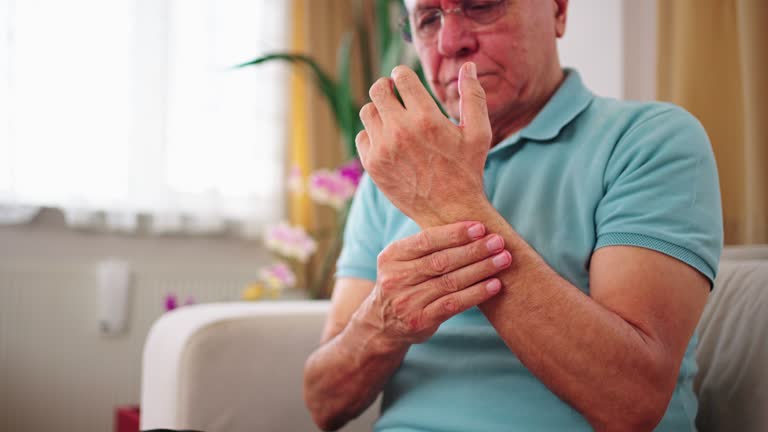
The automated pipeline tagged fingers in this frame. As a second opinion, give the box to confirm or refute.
[355,130,370,167]
[458,62,492,145]
[422,277,503,324]
[357,102,380,171]
[383,221,487,261]
[359,102,382,134]
[413,233,506,280]
[416,249,511,305]
[390,65,438,113]
[369,77,404,121]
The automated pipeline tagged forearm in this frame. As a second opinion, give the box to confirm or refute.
[421,202,676,430]
[303,309,408,431]
[485,238,672,430]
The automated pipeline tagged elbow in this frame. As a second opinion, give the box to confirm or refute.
[589,358,677,431]
[306,399,352,432]
[306,403,344,432]
[590,400,668,432]
[313,415,348,432]
[303,358,349,432]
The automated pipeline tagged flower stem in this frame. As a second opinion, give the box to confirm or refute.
[309,201,351,299]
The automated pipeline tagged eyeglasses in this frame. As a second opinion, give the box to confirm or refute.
[400,0,510,42]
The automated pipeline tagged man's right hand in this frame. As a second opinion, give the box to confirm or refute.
[354,221,512,348]
[304,221,509,430]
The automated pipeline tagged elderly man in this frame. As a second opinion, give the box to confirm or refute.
[304,0,722,430]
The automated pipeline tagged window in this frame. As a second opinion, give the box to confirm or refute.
[0,0,290,236]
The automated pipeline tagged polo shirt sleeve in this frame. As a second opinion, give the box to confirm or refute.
[594,105,723,284]
[335,173,384,282]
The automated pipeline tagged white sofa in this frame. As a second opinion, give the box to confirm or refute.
[141,246,768,432]
[140,301,379,432]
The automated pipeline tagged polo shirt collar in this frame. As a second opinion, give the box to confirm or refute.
[492,68,593,152]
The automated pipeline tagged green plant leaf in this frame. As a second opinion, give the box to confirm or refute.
[237,53,341,121]
[354,0,374,88]
[375,0,394,69]
[336,32,358,159]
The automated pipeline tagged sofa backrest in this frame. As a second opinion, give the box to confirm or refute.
[695,250,768,432]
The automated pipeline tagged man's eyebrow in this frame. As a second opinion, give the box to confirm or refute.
[413,3,440,13]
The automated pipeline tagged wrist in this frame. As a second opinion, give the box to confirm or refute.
[416,194,493,228]
[437,195,495,227]
[346,299,410,357]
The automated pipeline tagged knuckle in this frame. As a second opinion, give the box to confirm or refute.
[391,126,410,144]
[405,311,424,333]
[378,240,403,262]
[359,103,374,120]
[467,126,492,148]
[414,231,433,252]
[441,297,461,315]
[376,249,390,266]
[369,78,390,100]
[355,130,367,144]
[447,226,465,245]
[377,274,397,293]
[427,253,449,275]
[393,66,414,86]
[436,273,459,293]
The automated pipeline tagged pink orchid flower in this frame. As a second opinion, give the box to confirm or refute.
[264,222,318,262]
[260,262,297,290]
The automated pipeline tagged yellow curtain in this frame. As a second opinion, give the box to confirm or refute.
[288,0,365,224]
[288,0,366,295]
[657,0,768,245]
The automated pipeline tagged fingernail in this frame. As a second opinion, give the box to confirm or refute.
[492,251,511,268]
[486,279,501,294]
[467,62,477,79]
[467,223,484,240]
[486,235,503,252]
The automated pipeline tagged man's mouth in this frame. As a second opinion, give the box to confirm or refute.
[443,73,492,88]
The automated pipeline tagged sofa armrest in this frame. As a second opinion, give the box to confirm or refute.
[140,301,379,432]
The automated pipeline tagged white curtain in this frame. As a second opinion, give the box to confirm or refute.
[0,0,289,237]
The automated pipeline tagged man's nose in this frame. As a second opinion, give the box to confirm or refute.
[437,13,478,58]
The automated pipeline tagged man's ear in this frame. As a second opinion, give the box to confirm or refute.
[554,0,568,38]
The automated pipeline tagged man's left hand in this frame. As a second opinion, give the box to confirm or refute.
[356,62,492,227]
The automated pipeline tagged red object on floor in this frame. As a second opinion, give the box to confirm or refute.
[115,405,140,432]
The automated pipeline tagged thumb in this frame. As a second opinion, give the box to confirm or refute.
[458,62,491,142]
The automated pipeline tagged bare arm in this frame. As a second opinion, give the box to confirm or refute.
[303,277,404,432]
[303,222,511,431]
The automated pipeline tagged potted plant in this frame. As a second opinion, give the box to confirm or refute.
[237,0,441,299]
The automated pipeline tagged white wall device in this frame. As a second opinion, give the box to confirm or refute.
[96,259,132,335]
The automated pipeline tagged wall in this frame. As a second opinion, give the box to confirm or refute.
[0,209,272,431]
[558,0,657,101]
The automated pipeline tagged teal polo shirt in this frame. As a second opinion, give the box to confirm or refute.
[336,69,723,431]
